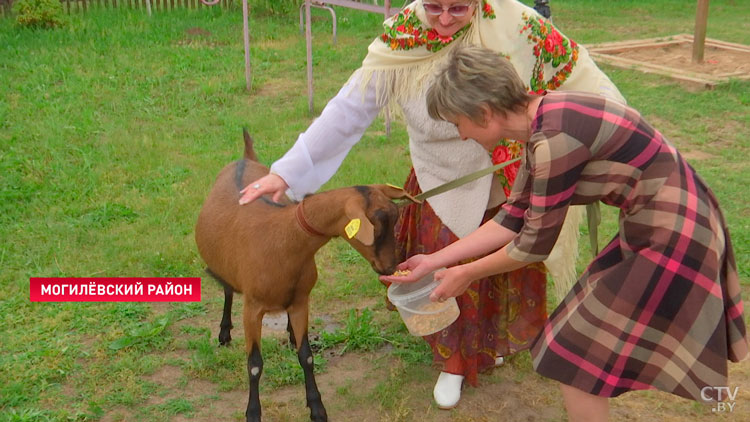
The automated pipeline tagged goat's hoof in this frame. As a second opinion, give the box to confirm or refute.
[309,406,327,422]
[245,411,261,422]
[218,334,232,346]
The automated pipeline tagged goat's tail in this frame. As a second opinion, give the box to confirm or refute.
[242,128,258,162]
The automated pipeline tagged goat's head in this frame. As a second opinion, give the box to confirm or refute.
[339,184,418,275]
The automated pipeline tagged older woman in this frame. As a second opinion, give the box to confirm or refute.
[382,45,748,421]
[239,0,624,409]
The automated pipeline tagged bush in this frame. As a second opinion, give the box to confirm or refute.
[12,0,66,29]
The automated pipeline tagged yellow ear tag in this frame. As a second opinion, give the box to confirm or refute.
[386,183,402,190]
[345,219,361,239]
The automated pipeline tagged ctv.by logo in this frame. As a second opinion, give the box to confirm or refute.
[701,386,739,412]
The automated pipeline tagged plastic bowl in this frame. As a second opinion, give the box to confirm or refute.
[387,269,459,336]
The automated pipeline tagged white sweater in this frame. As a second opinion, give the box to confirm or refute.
[270,63,623,239]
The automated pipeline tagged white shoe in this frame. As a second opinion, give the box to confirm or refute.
[495,356,505,367]
[433,371,464,409]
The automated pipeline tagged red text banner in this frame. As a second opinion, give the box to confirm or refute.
[29,277,201,302]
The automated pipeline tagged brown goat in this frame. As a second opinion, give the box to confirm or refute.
[195,130,414,422]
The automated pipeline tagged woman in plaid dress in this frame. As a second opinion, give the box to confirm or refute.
[382,45,748,420]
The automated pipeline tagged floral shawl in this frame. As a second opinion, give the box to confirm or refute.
[356,0,587,107]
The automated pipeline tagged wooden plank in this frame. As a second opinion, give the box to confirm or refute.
[588,39,686,54]
[682,35,750,53]
[588,53,714,80]
[242,0,251,90]
[589,37,750,55]
[586,35,690,52]
[719,71,750,78]
[692,0,710,63]
[589,53,720,88]
[306,0,314,113]
[704,43,750,54]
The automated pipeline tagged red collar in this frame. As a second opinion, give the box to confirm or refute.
[295,200,325,237]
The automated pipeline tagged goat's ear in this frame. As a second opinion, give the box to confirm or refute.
[377,184,421,204]
[344,203,375,246]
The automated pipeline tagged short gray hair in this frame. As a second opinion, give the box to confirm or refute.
[426,45,532,125]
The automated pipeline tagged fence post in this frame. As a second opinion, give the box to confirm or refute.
[242,0,252,90]
[692,0,709,63]
[305,0,314,114]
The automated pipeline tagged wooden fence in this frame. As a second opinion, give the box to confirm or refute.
[1,0,233,18]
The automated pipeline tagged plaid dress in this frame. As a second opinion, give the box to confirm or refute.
[494,91,748,401]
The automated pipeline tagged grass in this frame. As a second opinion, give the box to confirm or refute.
[1,0,749,421]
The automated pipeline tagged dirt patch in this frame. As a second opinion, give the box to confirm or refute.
[118,345,750,422]
[95,285,750,422]
[588,35,750,88]
[642,115,742,162]
[138,363,247,421]
[616,42,750,77]
[176,27,226,48]
[185,27,212,38]
[680,149,716,161]
[252,77,308,103]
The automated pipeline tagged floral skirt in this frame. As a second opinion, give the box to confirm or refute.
[393,169,548,386]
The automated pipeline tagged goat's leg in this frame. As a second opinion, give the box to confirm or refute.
[288,302,327,422]
[286,313,296,349]
[219,284,234,346]
[243,302,264,422]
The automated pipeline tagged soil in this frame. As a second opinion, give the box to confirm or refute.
[97,292,750,422]
[612,42,750,77]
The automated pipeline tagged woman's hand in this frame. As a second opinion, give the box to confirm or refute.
[239,173,289,205]
[429,265,476,302]
[378,254,439,284]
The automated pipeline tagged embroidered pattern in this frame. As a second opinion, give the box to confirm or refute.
[520,12,579,93]
[481,0,496,19]
[379,2,496,53]
[491,138,523,196]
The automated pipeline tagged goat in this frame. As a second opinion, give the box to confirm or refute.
[194,130,414,422]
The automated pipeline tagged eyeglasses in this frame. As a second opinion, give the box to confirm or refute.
[422,2,473,17]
